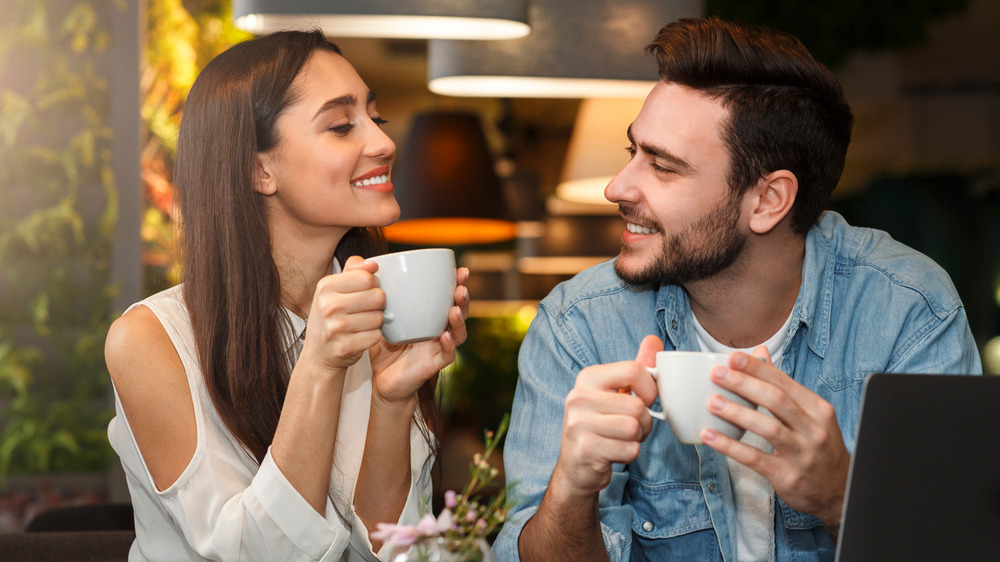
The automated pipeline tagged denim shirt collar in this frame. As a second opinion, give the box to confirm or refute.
[652,211,846,365]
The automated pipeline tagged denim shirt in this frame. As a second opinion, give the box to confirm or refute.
[492,211,981,562]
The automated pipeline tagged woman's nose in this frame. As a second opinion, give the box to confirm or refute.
[365,121,396,161]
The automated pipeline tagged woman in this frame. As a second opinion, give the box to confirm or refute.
[104,30,470,561]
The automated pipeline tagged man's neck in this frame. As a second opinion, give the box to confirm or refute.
[684,234,805,349]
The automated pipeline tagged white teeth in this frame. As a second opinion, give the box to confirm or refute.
[626,222,658,235]
[353,174,388,187]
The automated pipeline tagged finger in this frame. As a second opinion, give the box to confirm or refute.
[456,266,470,287]
[729,351,827,414]
[634,335,664,368]
[346,255,379,273]
[578,361,658,404]
[712,363,813,435]
[565,385,653,428]
[750,345,772,365]
[707,393,800,454]
[453,284,471,320]
[326,328,384,359]
[315,286,386,316]
[447,305,468,346]
[701,427,782,477]
[321,268,381,295]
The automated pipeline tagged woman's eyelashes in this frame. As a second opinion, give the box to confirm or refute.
[328,116,388,135]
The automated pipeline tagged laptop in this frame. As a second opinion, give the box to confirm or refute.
[835,373,1000,561]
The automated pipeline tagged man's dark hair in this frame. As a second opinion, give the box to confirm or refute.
[646,18,854,235]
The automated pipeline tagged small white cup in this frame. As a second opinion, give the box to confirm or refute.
[367,248,457,345]
[646,351,754,444]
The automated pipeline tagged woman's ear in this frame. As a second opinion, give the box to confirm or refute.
[748,170,797,235]
[254,153,277,196]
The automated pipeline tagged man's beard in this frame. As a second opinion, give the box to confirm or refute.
[614,192,747,286]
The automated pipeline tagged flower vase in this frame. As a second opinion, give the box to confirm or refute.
[391,536,497,562]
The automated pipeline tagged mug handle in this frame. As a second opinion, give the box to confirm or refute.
[644,366,666,421]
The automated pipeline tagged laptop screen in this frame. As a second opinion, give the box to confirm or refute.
[835,373,1000,561]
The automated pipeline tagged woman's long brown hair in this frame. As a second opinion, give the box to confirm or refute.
[174,30,437,464]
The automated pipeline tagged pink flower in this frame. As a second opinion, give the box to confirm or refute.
[415,514,439,536]
[444,490,457,509]
[436,508,455,531]
[371,522,420,547]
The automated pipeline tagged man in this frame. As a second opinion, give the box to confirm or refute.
[492,17,981,562]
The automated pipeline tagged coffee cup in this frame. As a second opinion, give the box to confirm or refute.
[367,248,457,345]
[646,351,754,444]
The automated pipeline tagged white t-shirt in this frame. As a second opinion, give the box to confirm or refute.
[107,283,434,561]
[691,310,794,562]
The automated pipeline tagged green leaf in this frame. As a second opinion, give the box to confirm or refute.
[0,90,32,147]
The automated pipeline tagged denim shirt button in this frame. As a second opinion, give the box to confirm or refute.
[642,521,654,532]
[671,319,678,330]
[708,482,718,493]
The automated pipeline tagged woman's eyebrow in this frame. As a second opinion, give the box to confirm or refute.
[312,93,357,121]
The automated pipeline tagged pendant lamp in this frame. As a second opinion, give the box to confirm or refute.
[384,112,516,246]
[232,0,530,40]
[556,98,647,206]
[428,0,704,98]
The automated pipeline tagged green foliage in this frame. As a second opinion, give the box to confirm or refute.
[0,0,122,480]
[438,313,532,432]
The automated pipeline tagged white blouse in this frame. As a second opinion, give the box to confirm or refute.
[108,284,434,561]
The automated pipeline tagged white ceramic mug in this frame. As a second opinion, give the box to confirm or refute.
[646,351,754,444]
[367,248,457,345]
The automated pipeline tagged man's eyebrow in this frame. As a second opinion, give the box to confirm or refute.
[311,90,377,121]
[626,124,694,173]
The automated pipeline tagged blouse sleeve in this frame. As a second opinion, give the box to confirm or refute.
[157,445,350,562]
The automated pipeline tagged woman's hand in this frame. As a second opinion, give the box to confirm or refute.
[368,266,471,407]
[299,256,386,376]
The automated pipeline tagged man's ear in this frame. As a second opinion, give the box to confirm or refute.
[254,152,277,196]
[748,170,797,235]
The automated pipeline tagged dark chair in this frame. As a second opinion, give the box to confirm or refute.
[0,531,136,561]
[0,503,137,561]
[23,503,135,533]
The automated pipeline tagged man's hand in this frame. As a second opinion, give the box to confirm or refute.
[553,335,661,496]
[519,335,662,561]
[701,346,851,526]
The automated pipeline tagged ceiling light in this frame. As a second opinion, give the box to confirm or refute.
[428,0,704,98]
[232,0,530,40]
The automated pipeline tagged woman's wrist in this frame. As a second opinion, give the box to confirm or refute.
[370,390,417,419]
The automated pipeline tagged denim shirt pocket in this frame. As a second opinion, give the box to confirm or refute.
[777,498,824,530]
[628,480,714,539]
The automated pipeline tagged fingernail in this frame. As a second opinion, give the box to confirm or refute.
[711,366,728,380]
[454,306,463,321]
[443,331,453,343]
[732,354,747,369]
[702,429,717,442]
[709,395,727,412]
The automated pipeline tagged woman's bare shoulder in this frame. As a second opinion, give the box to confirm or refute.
[106,305,198,491]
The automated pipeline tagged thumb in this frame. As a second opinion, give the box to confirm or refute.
[635,335,664,368]
[751,345,772,365]
[344,255,378,273]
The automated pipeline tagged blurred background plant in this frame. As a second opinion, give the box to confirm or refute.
[139,0,249,294]
[0,0,122,484]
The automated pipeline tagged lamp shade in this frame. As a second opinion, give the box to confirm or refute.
[428,0,704,98]
[556,98,647,206]
[232,0,530,40]
[384,112,515,246]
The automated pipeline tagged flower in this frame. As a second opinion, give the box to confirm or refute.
[376,415,510,560]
